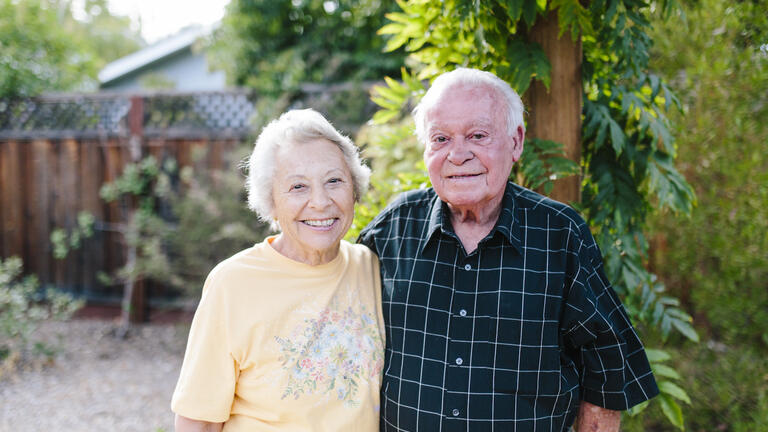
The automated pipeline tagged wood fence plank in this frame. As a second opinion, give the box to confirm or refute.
[102,140,125,287]
[0,141,24,260]
[28,140,52,285]
[51,139,79,291]
[80,139,103,294]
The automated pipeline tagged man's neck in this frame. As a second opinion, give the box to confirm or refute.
[448,200,503,254]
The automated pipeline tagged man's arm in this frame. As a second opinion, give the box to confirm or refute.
[574,401,620,432]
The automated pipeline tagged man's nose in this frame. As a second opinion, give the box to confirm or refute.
[446,141,473,165]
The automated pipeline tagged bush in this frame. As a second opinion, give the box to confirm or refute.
[622,343,768,432]
[0,256,83,372]
[648,0,768,349]
[624,0,768,429]
[167,149,272,294]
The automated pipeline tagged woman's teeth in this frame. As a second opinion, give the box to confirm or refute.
[304,219,335,227]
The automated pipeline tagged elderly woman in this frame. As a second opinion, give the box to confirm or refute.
[171,109,385,431]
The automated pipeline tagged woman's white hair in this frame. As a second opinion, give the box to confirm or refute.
[246,109,370,229]
[412,67,526,143]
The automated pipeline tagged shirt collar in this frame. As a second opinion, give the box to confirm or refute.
[422,182,523,255]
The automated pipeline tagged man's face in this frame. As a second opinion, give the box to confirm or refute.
[422,84,523,213]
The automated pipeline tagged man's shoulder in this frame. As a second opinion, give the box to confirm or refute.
[509,183,587,229]
[365,187,436,229]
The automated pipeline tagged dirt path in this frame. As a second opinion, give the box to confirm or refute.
[0,319,189,432]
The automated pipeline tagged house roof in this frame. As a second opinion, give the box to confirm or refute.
[98,25,211,85]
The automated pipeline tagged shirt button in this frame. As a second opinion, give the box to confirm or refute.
[459,309,467,317]
[452,408,460,417]
[464,264,471,271]
[455,357,463,365]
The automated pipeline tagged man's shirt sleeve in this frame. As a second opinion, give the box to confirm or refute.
[357,224,378,254]
[560,221,660,410]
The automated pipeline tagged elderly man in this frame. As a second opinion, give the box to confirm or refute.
[359,68,658,431]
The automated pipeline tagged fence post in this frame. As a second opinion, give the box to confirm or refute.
[126,96,147,324]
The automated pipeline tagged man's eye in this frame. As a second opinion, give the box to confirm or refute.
[471,133,486,140]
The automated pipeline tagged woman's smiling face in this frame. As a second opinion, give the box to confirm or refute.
[270,138,355,265]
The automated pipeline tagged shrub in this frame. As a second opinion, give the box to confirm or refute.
[0,256,83,372]
[648,0,768,349]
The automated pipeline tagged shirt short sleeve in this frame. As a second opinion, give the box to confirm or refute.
[560,222,659,410]
[171,266,238,422]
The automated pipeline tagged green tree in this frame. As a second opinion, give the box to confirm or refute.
[70,0,144,65]
[649,0,768,349]
[621,0,768,428]
[0,0,143,98]
[211,0,406,95]
[0,0,97,97]
[360,0,698,428]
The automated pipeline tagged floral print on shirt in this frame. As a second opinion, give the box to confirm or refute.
[274,287,384,406]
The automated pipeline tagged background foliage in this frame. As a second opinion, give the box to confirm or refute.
[211,0,406,95]
[622,0,768,429]
[0,256,82,373]
[0,0,143,98]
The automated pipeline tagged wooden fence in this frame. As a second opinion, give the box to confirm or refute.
[0,90,254,312]
[0,136,238,299]
[0,85,377,318]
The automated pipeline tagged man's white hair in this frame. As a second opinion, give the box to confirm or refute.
[412,68,526,143]
[246,109,370,229]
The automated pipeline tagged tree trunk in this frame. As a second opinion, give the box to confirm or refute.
[526,12,583,205]
[117,228,136,339]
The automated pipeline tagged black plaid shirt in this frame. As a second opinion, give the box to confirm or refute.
[359,182,658,432]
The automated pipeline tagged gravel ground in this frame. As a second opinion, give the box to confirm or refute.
[0,319,189,432]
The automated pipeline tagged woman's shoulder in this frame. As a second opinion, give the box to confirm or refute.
[340,239,377,260]
[201,242,269,294]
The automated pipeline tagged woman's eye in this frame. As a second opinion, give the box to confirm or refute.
[471,133,486,140]
[435,136,448,143]
[328,177,343,184]
[291,184,305,191]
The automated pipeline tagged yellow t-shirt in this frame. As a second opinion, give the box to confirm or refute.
[171,237,385,431]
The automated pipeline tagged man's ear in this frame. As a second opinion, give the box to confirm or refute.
[511,126,525,162]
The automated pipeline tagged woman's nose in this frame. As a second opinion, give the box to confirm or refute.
[308,187,332,208]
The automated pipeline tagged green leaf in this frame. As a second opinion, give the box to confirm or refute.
[378,23,404,35]
[522,0,540,27]
[659,381,692,405]
[371,96,402,111]
[608,118,626,155]
[384,12,412,25]
[645,348,671,362]
[502,0,524,21]
[658,393,685,429]
[651,363,680,379]
[671,319,700,342]
[384,32,410,52]
[499,40,551,93]
[652,363,681,380]
[626,400,650,416]
[372,109,400,125]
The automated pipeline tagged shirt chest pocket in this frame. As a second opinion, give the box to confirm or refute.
[489,290,573,397]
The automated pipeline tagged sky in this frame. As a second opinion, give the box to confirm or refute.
[104,0,231,44]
